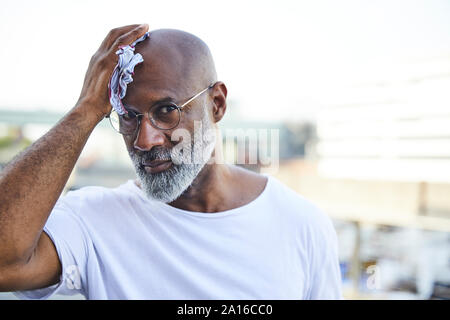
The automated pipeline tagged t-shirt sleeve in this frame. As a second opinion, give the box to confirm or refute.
[14,198,90,300]
[307,212,343,300]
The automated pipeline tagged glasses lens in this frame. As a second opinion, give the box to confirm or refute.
[149,104,181,130]
[109,109,138,135]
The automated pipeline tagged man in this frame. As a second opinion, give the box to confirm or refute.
[0,24,342,299]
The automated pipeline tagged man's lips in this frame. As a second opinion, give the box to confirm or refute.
[142,159,171,167]
[142,159,172,174]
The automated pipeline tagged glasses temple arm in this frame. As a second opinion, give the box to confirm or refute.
[179,84,214,110]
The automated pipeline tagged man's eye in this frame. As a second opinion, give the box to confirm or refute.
[158,105,177,114]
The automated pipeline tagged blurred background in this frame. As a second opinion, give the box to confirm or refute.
[1,0,450,300]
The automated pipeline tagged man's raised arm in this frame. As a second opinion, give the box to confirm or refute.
[0,24,149,291]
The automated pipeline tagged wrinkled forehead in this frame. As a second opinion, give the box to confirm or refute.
[123,40,195,107]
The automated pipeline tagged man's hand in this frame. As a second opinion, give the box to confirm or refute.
[76,24,149,119]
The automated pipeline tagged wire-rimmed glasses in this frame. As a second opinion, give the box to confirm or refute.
[107,83,215,135]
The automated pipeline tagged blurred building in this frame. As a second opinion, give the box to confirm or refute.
[266,55,450,299]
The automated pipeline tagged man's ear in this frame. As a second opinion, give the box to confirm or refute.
[210,81,227,123]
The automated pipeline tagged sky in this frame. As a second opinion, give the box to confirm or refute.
[1,0,450,122]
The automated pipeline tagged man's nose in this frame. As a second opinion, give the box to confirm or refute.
[133,116,165,151]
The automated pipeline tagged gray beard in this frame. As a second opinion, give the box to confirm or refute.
[130,155,206,203]
[129,112,216,203]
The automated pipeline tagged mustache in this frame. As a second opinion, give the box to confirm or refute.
[131,147,172,163]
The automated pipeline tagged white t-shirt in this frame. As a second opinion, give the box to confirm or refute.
[16,174,342,300]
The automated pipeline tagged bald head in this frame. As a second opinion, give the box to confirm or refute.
[126,29,217,100]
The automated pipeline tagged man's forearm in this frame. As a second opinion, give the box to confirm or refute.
[0,102,103,266]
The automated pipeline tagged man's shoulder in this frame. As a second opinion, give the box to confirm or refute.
[55,180,139,214]
[266,175,334,232]
[267,175,320,211]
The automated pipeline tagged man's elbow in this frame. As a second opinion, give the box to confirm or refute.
[0,262,25,292]
[0,247,35,291]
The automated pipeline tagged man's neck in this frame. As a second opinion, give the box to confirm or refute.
[167,163,233,213]
[169,163,268,213]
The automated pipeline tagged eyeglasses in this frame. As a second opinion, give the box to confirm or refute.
[107,83,215,135]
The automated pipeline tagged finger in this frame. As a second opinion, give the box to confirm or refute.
[100,24,146,50]
[111,24,149,50]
